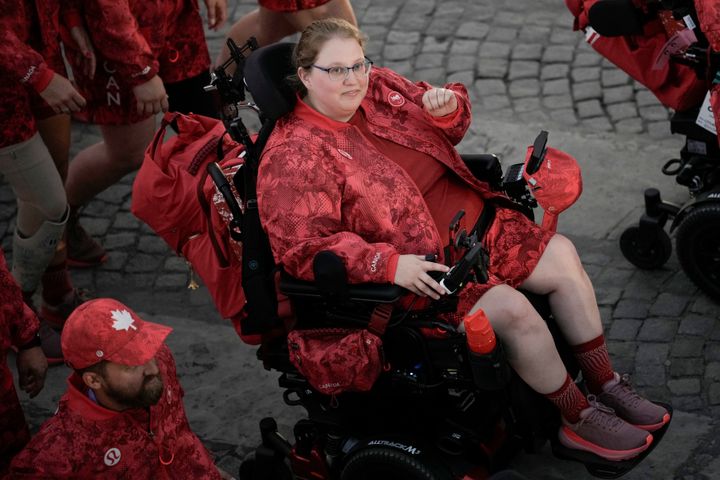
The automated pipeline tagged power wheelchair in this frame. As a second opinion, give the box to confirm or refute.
[580,0,720,300]
[206,40,670,480]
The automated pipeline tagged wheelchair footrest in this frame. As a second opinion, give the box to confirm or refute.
[550,402,672,479]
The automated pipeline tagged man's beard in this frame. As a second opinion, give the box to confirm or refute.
[106,374,164,409]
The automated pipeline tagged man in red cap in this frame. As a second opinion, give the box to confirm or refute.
[9,298,230,479]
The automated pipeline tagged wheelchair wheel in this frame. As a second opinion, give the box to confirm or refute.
[619,226,672,270]
[340,447,453,480]
[675,203,720,300]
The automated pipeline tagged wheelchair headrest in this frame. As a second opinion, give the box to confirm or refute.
[244,43,298,121]
[588,0,644,37]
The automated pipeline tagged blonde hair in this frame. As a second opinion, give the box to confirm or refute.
[289,18,367,95]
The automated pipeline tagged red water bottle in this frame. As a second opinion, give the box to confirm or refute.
[464,308,496,354]
[464,308,509,390]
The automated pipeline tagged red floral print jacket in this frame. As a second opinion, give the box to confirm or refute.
[258,67,509,285]
[10,344,221,479]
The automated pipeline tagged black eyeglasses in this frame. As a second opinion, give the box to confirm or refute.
[310,58,373,81]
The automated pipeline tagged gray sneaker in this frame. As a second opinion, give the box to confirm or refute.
[599,372,670,432]
[559,396,653,461]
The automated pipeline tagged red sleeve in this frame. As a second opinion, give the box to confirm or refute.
[61,0,84,30]
[375,67,472,146]
[0,3,54,89]
[0,249,39,349]
[695,0,720,52]
[82,0,159,87]
[258,141,398,284]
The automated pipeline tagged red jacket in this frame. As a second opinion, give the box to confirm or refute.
[9,345,222,479]
[258,67,508,285]
[71,0,210,87]
[0,0,61,147]
[0,247,39,474]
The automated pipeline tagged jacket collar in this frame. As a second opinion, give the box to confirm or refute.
[294,94,365,131]
[65,373,149,422]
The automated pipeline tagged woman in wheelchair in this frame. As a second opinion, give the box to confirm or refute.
[256,18,669,462]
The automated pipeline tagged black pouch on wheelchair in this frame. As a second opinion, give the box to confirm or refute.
[467,342,512,391]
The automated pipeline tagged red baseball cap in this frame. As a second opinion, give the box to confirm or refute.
[61,298,172,370]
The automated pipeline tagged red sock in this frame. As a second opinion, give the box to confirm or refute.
[572,334,615,394]
[41,262,73,306]
[545,374,589,423]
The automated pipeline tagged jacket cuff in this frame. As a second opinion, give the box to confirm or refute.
[425,105,462,127]
[28,64,54,93]
[386,253,400,284]
[126,62,160,88]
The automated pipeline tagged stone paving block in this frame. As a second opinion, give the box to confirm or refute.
[450,39,480,56]
[421,36,450,53]
[612,356,635,375]
[479,42,511,59]
[126,253,162,273]
[638,317,679,341]
[138,235,170,254]
[607,102,638,121]
[707,362,720,381]
[601,69,631,87]
[636,89,663,107]
[601,58,615,68]
[427,17,462,36]
[112,212,141,230]
[668,378,702,395]
[447,55,477,73]
[511,44,543,61]
[608,319,643,341]
[636,342,670,365]
[447,70,474,85]
[615,118,644,134]
[70,269,94,289]
[599,305,613,328]
[509,79,540,98]
[84,201,120,218]
[387,30,420,44]
[494,11,526,26]
[519,25,551,42]
[542,45,574,63]
[672,337,708,358]
[670,358,704,377]
[384,60,413,77]
[414,52,444,69]
[549,108,578,125]
[572,81,602,101]
[542,78,570,96]
[634,363,666,387]
[679,314,716,336]
[540,63,569,80]
[582,116,614,132]
[673,395,705,411]
[649,292,690,317]
[712,323,720,342]
[383,43,416,60]
[576,99,604,119]
[103,232,136,250]
[663,270,699,295]
[487,27,518,42]
[0,205,13,221]
[96,272,125,291]
[508,61,540,80]
[603,85,634,104]
[82,217,112,237]
[476,58,508,78]
[607,340,637,358]
[705,343,720,362]
[639,105,670,122]
[595,286,622,305]
[155,274,189,290]
[393,14,430,31]
[541,95,574,110]
[571,66,600,83]
[456,22,490,39]
[165,256,189,272]
[513,97,541,113]
[363,6,399,25]
[549,28,577,44]
[475,79,506,96]
[481,94,511,111]
[710,383,720,405]
[573,52,602,67]
[96,184,129,204]
[414,68,448,85]
[689,296,719,316]
[99,251,129,272]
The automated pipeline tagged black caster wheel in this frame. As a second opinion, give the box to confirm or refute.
[340,447,453,480]
[676,203,720,300]
[619,226,672,270]
[238,456,293,480]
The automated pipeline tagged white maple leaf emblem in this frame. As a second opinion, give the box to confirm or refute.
[111,309,137,331]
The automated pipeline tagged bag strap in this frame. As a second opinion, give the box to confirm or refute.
[196,158,230,269]
[367,304,393,336]
[148,112,182,165]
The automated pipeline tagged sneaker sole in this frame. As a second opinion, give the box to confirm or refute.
[633,412,671,432]
[67,253,108,269]
[558,426,652,461]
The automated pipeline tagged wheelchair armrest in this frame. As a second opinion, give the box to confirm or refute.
[279,272,403,303]
[460,153,503,190]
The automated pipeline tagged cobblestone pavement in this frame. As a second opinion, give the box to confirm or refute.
[2,0,719,478]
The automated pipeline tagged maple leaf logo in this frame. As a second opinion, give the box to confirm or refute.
[111,309,137,331]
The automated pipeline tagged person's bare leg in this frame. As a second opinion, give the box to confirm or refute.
[468,284,568,395]
[65,116,156,207]
[214,8,297,71]
[519,234,603,345]
[283,0,358,30]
